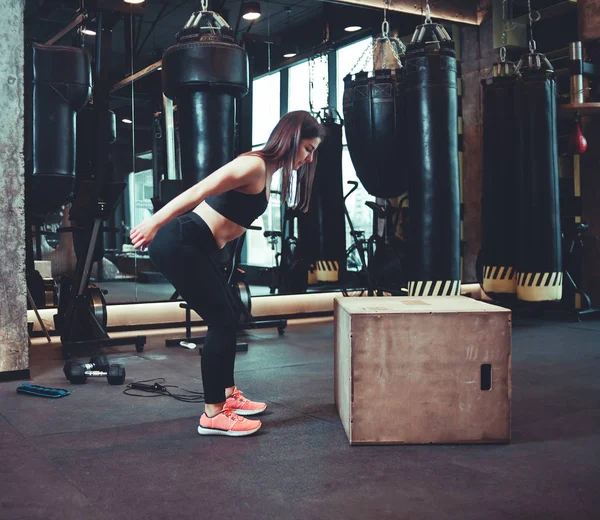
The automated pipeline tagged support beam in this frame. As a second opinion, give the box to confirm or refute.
[0,0,29,380]
[326,0,479,25]
[45,12,86,45]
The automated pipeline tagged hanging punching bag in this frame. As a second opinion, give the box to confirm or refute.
[162,9,248,189]
[298,109,345,283]
[514,52,562,302]
[480,62,519,299]
[75,105,117,183]
[71,106,117,264]
[405,22,461,297]
[30,43,92,215]
[342,37,407,198]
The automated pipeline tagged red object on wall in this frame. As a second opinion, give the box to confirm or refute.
[569,116,588,155]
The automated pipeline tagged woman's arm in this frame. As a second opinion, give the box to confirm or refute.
[130,155,265,250]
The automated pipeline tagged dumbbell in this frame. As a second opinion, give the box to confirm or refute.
[63,360,126,385]
[63,356,110,379]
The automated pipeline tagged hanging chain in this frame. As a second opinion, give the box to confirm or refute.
[309,57,315,114]
[308,55,329,113]
[499,0,507,63]
[201,0,208,12]
[382,0,390,38]
[324,54,330,109]
[424,2,432,24]
[527,0,541,54]
[266,3,271,72]
[375,0,403,69]
[349,38,374,74]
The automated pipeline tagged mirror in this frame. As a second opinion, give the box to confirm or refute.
[26,0,467,309]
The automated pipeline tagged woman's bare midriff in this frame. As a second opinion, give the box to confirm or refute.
[192,201,247,249]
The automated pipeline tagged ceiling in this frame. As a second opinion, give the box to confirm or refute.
[24,0,468,80]
[24,0,572,131]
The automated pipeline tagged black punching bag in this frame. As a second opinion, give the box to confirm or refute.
[76,105,117,183]
[72,106,117,263]
[162,9,248,189]
[514,53,562,302]
[480,63,519,299]
[298,110,345,283]
[343,67,407,198]
[405,23,460,297]
[30,43,92,215]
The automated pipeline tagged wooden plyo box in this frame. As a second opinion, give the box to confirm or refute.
[334,296,512,445]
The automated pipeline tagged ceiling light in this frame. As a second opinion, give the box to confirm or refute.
[157,66,162,70]
[345,26,362,32]
[123,0,146,4]
[122,118,133,124]
[242,1,261,21]
[283,52,297,58]
[81,28,96,36]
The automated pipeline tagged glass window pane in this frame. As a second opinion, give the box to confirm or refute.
[288,56,329,114]
[342,146,373,250]
[128,169,154,229]
[288,61,309,113]
[244,146,282,267]
[252,72,280,146]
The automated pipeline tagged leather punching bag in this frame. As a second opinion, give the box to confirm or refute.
[343,67,407,198]
[162,9,248,189]
[480,62,519,299]
[30,43,92,215]
[514,53,562,302]
[71,106,117,263]
[405,23,461,297]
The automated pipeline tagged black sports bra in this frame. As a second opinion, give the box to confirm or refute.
[205,185,269,229]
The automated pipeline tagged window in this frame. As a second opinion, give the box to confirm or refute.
[244,40,377,269]
[336,37,373,141]
[128,169,154,229]
[288,56,329,114]
[252,72,281,147]
[245,72,282,267]
[336,37,374,250]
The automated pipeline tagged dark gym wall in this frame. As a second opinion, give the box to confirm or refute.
[0,0,28,380]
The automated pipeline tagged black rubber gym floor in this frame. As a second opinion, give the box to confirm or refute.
[1,315,599,519]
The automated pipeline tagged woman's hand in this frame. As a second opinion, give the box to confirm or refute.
[130,217,160,251]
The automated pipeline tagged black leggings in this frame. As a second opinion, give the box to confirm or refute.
[148,212,241,404]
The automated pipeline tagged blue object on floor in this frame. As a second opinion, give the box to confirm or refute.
[16,383,70,398]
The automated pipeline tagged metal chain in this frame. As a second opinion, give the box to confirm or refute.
[309,57,315,114]
[349,38,374,74]
[527,0,541,54]
[201,0,208,12]
[499,0,507,63]
[424,2,432,24]
[382,0,390,37]
[375,0,403,69]
[324,54,330,108]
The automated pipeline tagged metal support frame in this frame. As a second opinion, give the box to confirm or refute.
[164,302,288,350]
[45,12,87,45]
[110,59,162,93]
[163,94,177,180]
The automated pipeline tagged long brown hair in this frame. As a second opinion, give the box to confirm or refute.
[244,110,325,212]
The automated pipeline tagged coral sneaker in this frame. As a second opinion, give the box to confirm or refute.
[198,404,261,437]
[226,386,267,416]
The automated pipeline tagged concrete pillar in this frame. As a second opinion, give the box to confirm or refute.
[0,0,29,381]
[458,5,496,283]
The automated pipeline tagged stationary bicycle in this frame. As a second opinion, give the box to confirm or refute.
[341,181,408,296]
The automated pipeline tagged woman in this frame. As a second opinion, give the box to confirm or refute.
[130,110,325,437]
